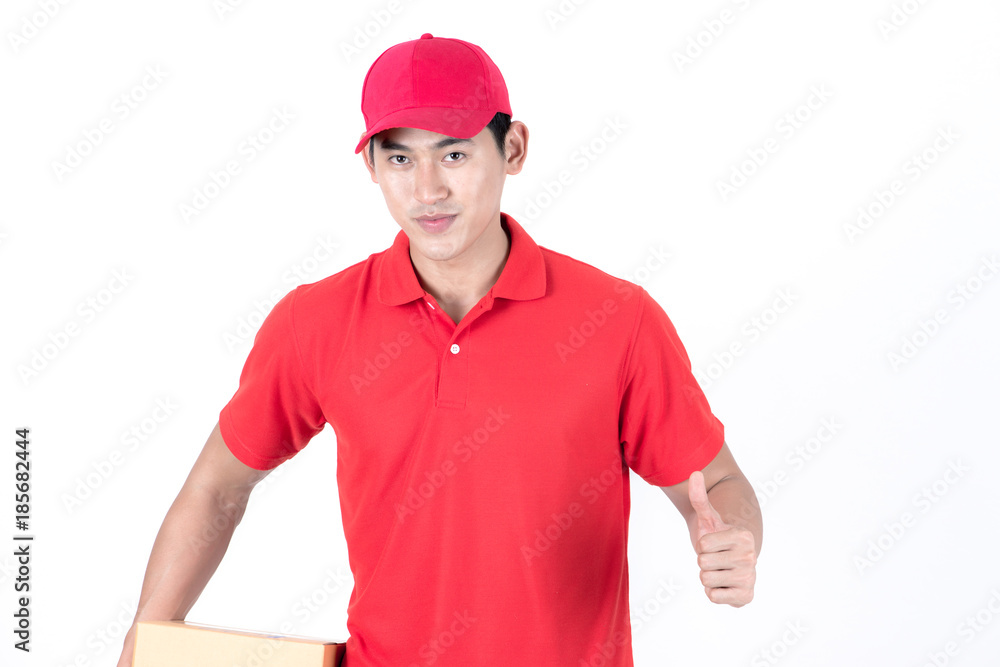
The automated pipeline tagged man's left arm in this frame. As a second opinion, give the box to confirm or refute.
[660,441,762,607]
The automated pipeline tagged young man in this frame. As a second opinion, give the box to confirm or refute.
[118,33,761,667]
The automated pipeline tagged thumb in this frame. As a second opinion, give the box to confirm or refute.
[688,470,727,538]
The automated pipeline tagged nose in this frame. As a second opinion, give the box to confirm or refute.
[413,161,448,205]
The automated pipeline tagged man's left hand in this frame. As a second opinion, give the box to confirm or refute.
[687,470,757,607]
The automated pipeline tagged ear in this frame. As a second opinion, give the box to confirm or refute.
[503,121,528,176]
[361,138,378,184]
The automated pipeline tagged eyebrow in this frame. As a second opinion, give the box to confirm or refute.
[378,136,474,152]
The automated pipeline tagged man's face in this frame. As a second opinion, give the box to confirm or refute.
[362,123,525,269]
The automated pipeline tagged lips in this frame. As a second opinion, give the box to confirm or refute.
[415,214,456,233]
[415,214,456,221]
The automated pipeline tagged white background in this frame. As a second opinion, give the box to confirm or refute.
[2,0,999,665]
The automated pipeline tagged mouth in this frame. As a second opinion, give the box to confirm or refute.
[415,214,456,233]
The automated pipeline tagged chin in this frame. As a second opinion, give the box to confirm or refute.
[417,240,458,256]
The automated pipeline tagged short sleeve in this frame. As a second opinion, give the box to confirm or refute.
[619,288,724,487]
[219,288,326,470]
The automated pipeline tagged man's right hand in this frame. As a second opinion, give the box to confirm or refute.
[114,421,273,667]
[116,622,138,667]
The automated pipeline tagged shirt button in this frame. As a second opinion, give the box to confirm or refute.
[450,343,460,354]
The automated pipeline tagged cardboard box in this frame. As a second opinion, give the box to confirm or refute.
[133,620,346,667]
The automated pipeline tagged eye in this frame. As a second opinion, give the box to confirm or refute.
[444,152,465,161]
[389,155,408,164]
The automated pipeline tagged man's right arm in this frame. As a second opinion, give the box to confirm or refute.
[116,421,272,667]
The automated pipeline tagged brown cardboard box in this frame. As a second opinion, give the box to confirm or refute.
[133,620,346,667]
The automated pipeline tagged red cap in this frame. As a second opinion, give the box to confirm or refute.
[355,33,512,154]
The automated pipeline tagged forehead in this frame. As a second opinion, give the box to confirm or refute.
[376,126,486,151]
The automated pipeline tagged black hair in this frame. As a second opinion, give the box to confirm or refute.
[368,111,512,164]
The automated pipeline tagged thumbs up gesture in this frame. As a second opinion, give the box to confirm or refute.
[687,470,757,607]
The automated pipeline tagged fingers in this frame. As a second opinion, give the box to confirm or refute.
[700,563,756,606]
[688,470,727,535]
[698,550,756,574]
[687,470,710,514]
[695,526,750,553]
[695,526,757,607]
[704,585,754,608]
[697,549,737,570]
[687,472,758,607]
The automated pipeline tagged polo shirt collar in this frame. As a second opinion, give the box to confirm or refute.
[377,212,546,306]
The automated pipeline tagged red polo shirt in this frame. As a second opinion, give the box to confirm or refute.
[219,212,724,666]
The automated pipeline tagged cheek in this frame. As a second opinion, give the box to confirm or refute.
[379,176,410,206]
[452,168,495,199]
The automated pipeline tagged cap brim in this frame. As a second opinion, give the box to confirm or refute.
[354,106,498,154]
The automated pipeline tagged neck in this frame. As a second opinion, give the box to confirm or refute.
[411,212,511,311]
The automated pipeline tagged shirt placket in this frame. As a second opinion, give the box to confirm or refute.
[420,292,494,409]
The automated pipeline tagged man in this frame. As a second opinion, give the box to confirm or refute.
[118,33,761,667]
